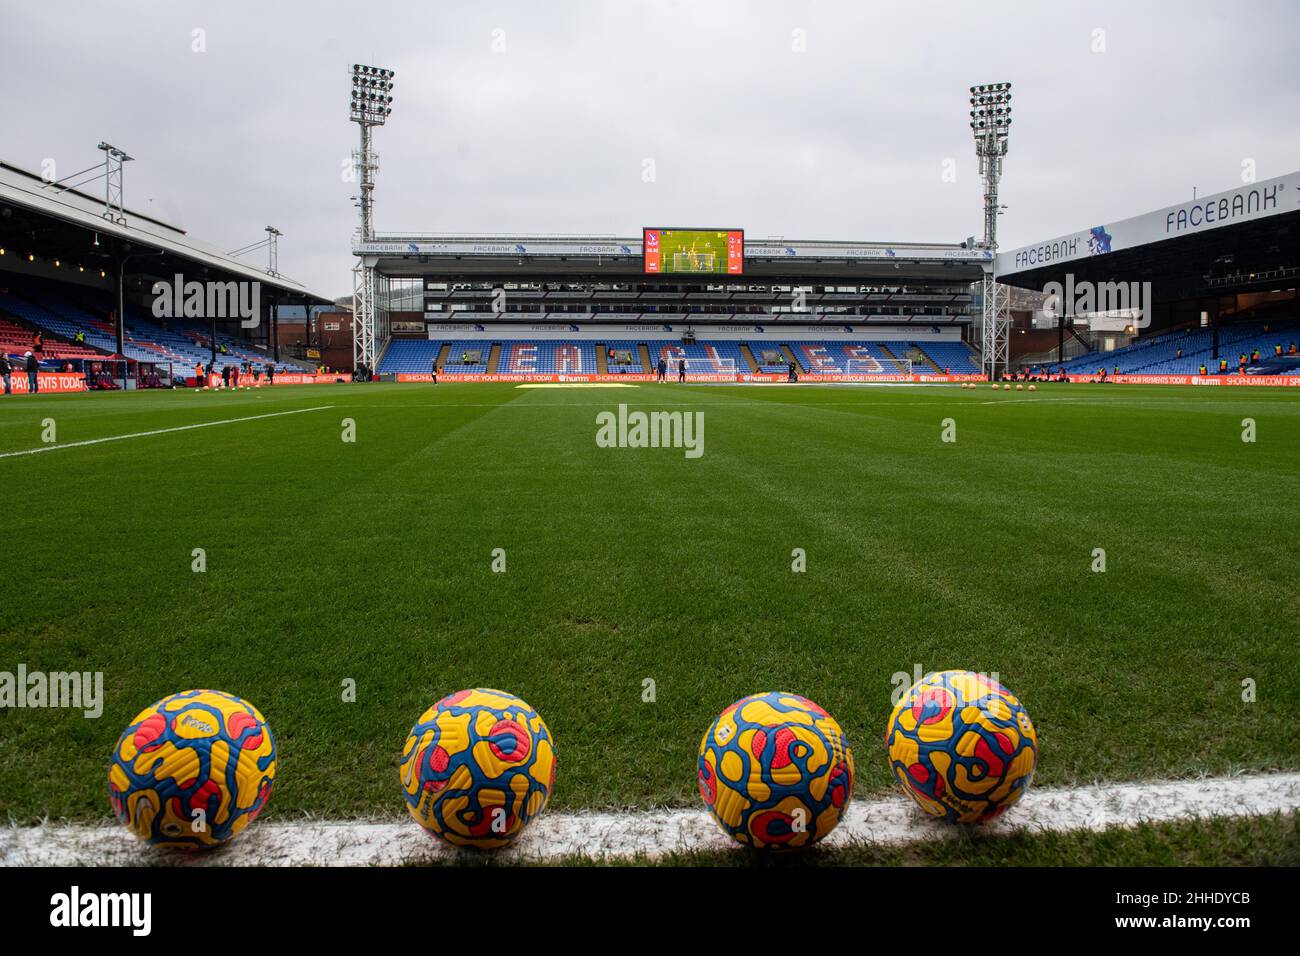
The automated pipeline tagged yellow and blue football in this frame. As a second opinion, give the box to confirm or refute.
[698,691,854,849]
[108,689,277,848]
[400,688,556,849]
[886,670,1037,823]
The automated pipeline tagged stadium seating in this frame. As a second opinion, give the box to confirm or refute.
[378,339,444,374]
[444,341,491,373]
[373,339,983,377]
[603,341,647,372]
[1059,321,1300,375]
[916,341,981,373]
[499,342,598,374]
[748,343,788,371]
[787,341,900,374]
[646,340,747,373]
[0,315,103,363]
[0,275,299,374]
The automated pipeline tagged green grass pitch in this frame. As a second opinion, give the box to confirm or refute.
[0,382,1296,829]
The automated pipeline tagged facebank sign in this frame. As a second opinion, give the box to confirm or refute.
[999,170,1300,275]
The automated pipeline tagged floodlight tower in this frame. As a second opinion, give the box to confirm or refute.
[97,142,133,224]
[349,63,395,371]
[265,226,282,276]
[970,82,1012,380]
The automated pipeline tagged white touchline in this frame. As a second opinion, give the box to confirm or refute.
[0,406,336,460]
[2,772,1295,866]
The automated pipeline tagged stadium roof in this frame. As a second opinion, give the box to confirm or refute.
[996,170,1300,302]
[354,234,992,282]
[0,160,330,302]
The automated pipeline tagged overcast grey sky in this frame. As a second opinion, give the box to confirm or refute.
[3,0,1298,297]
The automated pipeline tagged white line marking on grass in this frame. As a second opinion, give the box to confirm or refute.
[0,406,335,460]
[339,400,1000,409]
[3,772,1295,866]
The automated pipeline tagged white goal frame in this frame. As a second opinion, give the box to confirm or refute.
[671,251,716,273]
[663,356,738,376]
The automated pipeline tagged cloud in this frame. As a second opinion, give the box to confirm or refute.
[2,0,1297,297]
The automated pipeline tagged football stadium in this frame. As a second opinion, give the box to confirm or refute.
[0,0,1296,928]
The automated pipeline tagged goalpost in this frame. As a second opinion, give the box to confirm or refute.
[669,356,737,376]
[671,251,715,273]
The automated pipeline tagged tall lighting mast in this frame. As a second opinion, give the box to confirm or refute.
[350,63,395,371]
[970,82,1012,380]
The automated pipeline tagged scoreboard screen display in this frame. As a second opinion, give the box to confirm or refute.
[644,228,743,275]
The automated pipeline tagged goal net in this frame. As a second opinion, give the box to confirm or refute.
[672,251,716,273]
[664,356,737,376]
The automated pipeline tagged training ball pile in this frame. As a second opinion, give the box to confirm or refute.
[698,691,854,849]
[108,689,277,848]
[885,670,1037,823]
[400,688,556,848]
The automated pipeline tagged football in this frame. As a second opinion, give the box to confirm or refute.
[400,688,556,849]
[107,689,276,848]
[886,670,1037,823]
[698,691,854,849]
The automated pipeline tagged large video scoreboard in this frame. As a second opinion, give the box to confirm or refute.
[644,228,744,275]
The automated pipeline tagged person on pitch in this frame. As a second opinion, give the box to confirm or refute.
[678,358,686,383]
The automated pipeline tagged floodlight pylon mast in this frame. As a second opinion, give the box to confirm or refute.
[265,226,281,277]
[348,63,395,371]
[97,142,132,225]
[970,83,1012,381]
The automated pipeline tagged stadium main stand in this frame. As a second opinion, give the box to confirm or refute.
[0,274,300,374]
[374,338,980,377]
